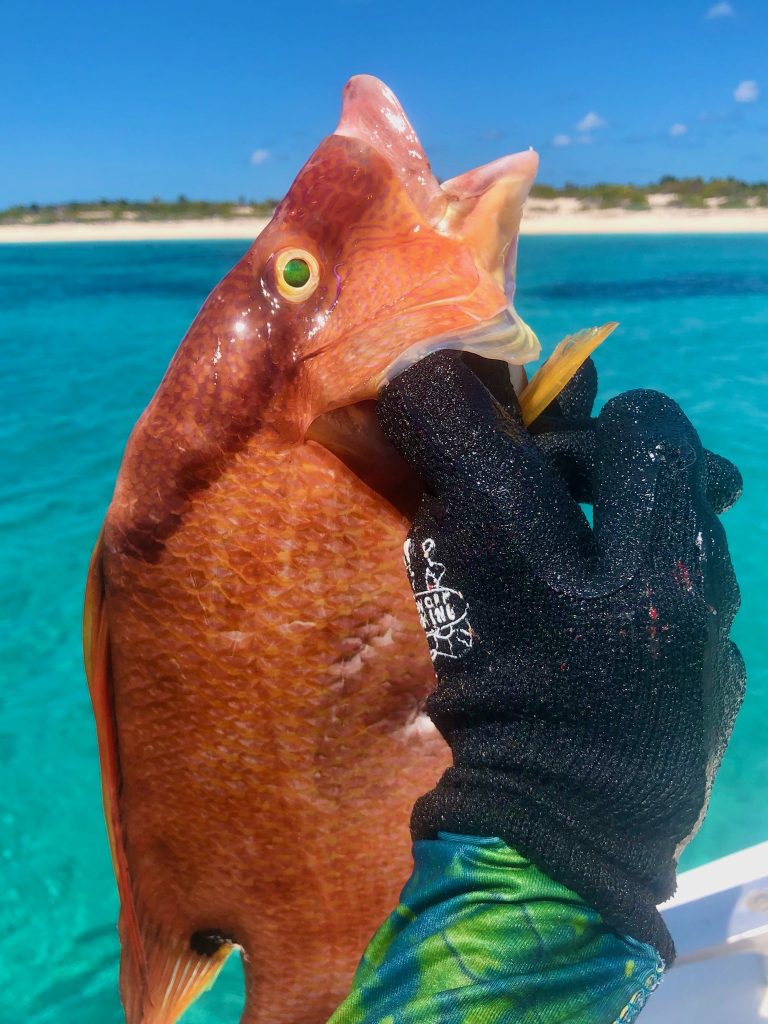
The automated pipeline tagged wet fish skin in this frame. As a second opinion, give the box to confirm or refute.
[106,131,523,563]
[104,434,448,1022]
[86,74,541,1024]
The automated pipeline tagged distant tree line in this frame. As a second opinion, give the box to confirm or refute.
[2,178,767,223]
[0,196,280,224]
[529,176,768,209]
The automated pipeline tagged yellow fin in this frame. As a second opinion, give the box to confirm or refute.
[518,322,618,426]
[119,926,235,1024]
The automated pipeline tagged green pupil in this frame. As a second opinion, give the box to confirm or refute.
[283,258,311,288]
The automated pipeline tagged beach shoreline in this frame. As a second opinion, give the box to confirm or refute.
[2,206,768,243]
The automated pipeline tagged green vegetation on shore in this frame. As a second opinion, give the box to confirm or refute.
[2,178,767,224]
[0,196,279,225]
[529,176,768,210]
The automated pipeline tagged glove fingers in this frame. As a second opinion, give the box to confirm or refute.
[548,357,598,420]
[592,390,709,576]
[377,351,518,495]
[533,428,595,504]
[535,425,739,518]
[462,353,598,423]
[459,351,519,414]
[378,351,594,587]
[705,451,743,514]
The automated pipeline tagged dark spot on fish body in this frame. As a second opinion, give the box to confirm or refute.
[114,517,180,564]
[112,333,306,563]
[190,929,236,957]
[112,444,229,563]
[108,137,410,565]
[278,136,410,259]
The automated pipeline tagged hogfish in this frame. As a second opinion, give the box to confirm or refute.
[84,75,614,1024]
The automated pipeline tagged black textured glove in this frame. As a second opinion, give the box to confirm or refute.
[378,351,745,963]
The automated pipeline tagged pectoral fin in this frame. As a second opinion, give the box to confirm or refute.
[519,322,618,425]
[121,932,235,1024]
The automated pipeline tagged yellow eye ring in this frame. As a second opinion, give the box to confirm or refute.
[274,248,321,302]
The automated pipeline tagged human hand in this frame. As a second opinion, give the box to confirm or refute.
[377,351,745,962]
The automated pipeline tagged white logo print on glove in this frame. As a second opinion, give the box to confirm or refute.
[404,538,474,661]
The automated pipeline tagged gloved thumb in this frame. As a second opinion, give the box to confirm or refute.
[377,350,525,495]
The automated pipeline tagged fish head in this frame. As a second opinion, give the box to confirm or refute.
[142,75,538,443]
[108,77,540,555]
[252,74,540,428]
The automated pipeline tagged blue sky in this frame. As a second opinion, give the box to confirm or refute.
[2,0,765,206]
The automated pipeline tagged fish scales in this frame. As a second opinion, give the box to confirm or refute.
[86,74,611,1024]
[104,435,446,1021]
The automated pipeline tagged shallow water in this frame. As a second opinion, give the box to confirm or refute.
[1,236,765,1021]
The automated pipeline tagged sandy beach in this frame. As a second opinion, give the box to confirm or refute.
[522,198,768,234]
[1,199,767,242]
[0,217,274,244]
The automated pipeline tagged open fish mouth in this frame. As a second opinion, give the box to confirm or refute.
[305,75,617,517]
[306,336,528,520]
[306,294,542,520]
[305,314,618,517]
[301,75,545,512]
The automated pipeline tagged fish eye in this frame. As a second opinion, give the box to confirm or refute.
[274,248,320,302]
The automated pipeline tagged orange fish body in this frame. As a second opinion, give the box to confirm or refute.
[85,76,547,1023]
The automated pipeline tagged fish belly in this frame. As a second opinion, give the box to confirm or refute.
[103,435,448,1023]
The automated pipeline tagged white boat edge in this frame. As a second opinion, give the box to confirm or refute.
[641,840,768,1022]
[667,841,768,909]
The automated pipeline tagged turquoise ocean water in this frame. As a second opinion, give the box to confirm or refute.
[1,236,766,1022]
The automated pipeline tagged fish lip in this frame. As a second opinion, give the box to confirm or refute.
[375,304,540,392]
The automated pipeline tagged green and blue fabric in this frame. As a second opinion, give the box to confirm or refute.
[329,833,664,1024]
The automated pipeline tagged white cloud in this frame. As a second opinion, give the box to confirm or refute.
[576,111,606,132]
[705,2,734,17]
[552,134,572,146]
[734,80,759,102]
[669,123,688,136]
[250,148,271,165]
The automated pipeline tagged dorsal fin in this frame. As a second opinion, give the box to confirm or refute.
[83,532,147,984]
